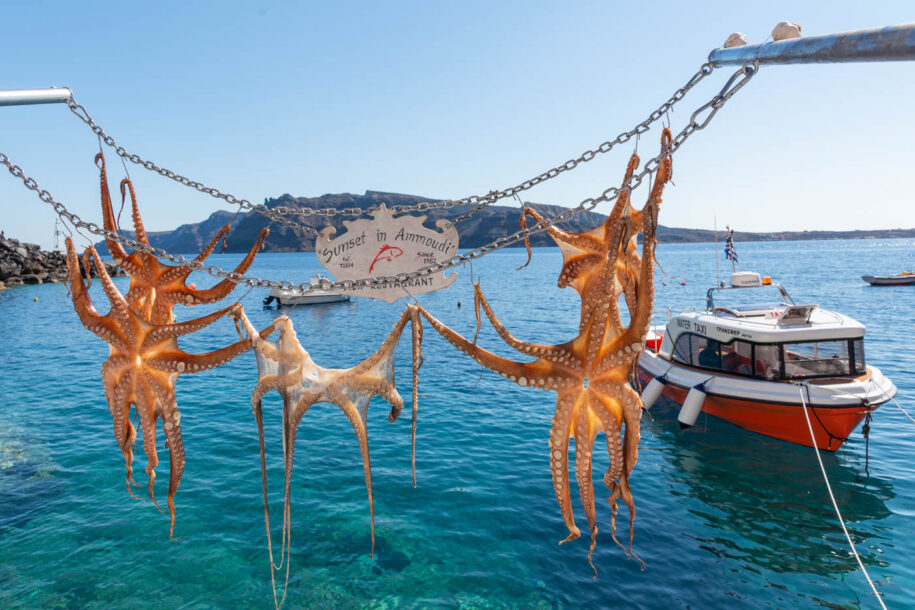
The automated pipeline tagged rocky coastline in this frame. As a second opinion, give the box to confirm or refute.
[0,235,124,290]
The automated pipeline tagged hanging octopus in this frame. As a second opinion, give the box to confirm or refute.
[95,152,269,324]
[230,306,423,608]
[419,129,673,573]
[64,238,252,539]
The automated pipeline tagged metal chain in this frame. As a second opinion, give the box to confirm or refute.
[6,62,755,295]
[65,62,716,233]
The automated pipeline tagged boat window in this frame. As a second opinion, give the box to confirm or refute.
[783,340,851,378]
[853,339,866,374]
[672,333,691,364]
[721,340,754,376]
[753,344,780,380]
[691,336,722,369]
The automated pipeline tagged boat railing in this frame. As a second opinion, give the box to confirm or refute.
[705,282,795,311]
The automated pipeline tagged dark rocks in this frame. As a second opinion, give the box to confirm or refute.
[0,234,125,289]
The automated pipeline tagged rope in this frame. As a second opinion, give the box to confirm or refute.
[795,384,887,609]
[891,395,915,425]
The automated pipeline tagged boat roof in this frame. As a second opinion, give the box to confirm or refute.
[664,303,865,344]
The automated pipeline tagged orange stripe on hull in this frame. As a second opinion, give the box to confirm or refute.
[637,369,871,451]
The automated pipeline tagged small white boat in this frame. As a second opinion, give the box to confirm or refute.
[862,272,915,286]
[263,274,350,306]
[638,271,897,451]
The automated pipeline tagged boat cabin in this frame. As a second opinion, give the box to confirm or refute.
[656,282,867,382]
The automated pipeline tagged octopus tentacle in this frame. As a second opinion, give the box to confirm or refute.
[174,228,270,305]
[352,308,412,374]
[137,372,165,512]
[96,153,142,275]
[551,391,579,544]
[349,375,404,417]
[160,400,186,541]
[325,385,376,558]
[140,303,239,351]
[573,392,600,577]
[473,284,577,363]
[590,398,626,552]
[119,178,150,247]
[148,339,251,373]
[84,246,135,334]
[253,399,292,609]
[419,308,571,391]
[106,367,141,499]
[65,239,130,351]
[409,306,423,487]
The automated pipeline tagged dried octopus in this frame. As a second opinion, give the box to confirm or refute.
[419,129,673,572]
[65,238,251,539]
[63,153,269,537]
[231,306,423,607]
[95,152,269,324]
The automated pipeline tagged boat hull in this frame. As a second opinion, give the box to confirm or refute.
[277,293,349,305]
[862,274,915,286]
[637,351,896,451]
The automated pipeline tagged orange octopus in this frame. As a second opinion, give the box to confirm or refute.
[231,306,423,607]
[95,152,269,324]
[65,238,252,539]
[62,153,270,538]
[419,129,673,573]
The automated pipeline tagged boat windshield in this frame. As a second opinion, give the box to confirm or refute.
[671,333,866,380]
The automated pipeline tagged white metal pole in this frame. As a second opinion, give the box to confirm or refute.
[709,22,915,67]
[0,88,72,107]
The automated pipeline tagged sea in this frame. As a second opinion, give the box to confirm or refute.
[0,238,912,608]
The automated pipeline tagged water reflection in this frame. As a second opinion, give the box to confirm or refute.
[0,417,61,533]
[644,397,894,576]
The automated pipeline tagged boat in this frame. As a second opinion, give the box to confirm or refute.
[862,272,915,286]
[637,271,897,451]
[263,274,351,306]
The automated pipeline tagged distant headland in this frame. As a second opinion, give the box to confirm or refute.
[67,190,914,255]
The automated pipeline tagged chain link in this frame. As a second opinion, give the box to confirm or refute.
[65,62,716,233]
[6,63,755,296]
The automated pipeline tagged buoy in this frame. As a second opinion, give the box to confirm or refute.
[34,297,38,302]
[641,376,667,410]
[678,383,707,429]
[188,283,196,290]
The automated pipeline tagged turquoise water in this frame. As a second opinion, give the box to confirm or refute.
[0,239,913,608]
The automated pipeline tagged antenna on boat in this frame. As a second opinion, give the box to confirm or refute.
[714,217,721,288]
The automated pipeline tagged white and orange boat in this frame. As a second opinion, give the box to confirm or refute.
[637,272,897,451]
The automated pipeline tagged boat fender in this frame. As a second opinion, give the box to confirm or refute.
[678,383,707,429]
[641,376,667,410]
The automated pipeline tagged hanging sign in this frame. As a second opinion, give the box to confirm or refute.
[316,204,459,303]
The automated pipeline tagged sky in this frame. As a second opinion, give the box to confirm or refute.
[1,1,914,250]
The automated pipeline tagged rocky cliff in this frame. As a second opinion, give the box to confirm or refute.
[92,190,915,255]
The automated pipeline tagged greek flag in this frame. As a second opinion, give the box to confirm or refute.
[724,232,738,263]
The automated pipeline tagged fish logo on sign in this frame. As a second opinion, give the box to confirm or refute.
[369,245,404,273]
[316,203,459,303]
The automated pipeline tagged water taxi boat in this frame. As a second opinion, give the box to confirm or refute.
[637,272,897,451]
[263,274,350,306]
[861,272,915,286]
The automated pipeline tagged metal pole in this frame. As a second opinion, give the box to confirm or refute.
[709,22,915,67]
[0,88,72,107]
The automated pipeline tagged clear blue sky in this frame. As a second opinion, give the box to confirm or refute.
[2,1,914,249]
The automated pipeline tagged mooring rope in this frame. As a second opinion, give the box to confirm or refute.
[796,384,887,609]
